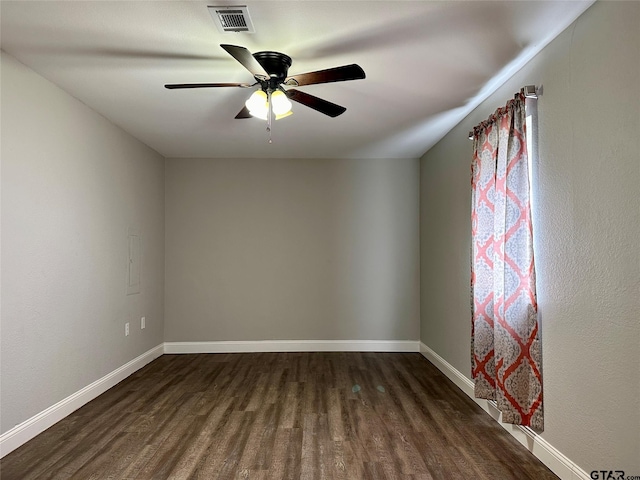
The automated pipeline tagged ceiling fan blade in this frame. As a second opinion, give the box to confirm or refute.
[284,64,365,87]
[220,44,269,81]
[235,106,252,119]
[165,83,252,89]
[286,89,346,118]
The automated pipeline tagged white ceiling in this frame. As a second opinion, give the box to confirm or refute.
[1,1,593,159]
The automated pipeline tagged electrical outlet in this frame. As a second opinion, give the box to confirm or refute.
[125,322,130,336]
[141,317,146,329]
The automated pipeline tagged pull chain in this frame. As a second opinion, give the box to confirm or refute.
[267,89,273,144]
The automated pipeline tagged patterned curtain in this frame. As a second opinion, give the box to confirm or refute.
[470,92,543,430]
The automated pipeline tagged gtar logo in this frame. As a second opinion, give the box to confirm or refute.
[590,471,625,480]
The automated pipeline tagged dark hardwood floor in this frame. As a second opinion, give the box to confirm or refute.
[1,352,558,479]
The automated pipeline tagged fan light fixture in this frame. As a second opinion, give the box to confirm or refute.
[245,89,292,121]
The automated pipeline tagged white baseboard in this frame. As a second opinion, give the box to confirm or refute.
[164,339,420,354]
[419,343,590,480]
[0,344,164,459]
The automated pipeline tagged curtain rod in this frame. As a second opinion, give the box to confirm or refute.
[468,85,539,140]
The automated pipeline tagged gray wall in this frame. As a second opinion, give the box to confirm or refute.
[0,52,166,434]
[420,1,639,473]
[165,157,420,342]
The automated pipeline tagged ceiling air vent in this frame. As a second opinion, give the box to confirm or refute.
[208,5,255,33]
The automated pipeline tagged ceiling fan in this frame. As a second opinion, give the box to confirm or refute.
[165,44,366,121]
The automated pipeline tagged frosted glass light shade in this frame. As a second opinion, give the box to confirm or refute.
[271,90,292,116]
[246,90,268,118]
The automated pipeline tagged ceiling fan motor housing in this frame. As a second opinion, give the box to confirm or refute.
[253,51,292,90]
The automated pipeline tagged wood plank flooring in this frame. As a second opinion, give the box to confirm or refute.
[0,352,559,479]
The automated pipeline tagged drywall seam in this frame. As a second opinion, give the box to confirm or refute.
[419,343,590,480]
[164,340,420,354]
[0,344,164,458]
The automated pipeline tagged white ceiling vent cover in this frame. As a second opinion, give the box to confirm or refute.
[208,5,255,33]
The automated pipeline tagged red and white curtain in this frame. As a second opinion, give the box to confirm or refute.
[470,92,543,430]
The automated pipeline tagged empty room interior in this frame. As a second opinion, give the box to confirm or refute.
[1,1,639,479]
